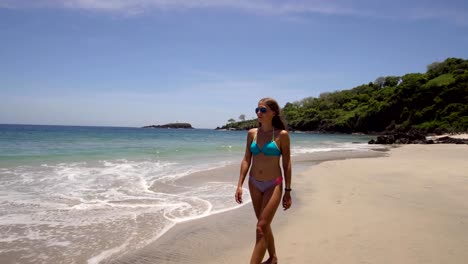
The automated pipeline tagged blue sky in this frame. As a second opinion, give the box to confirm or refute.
[1,0,467,128]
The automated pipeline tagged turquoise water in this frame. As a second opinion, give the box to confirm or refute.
[0,124,375,167]
[0,125,245,167]
[0,124,378,263]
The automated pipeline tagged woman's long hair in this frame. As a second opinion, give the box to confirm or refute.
[258,97,287,130]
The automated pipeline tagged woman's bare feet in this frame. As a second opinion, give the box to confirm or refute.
[262,256,278,264]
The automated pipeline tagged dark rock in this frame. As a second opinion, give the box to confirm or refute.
[375,135,396,144]
[434,137,468,144]
[369,132,468,145]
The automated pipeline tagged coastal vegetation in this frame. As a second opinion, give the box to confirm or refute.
[219,58,468,134]
[217,119,257,130]
[143,123,193,129]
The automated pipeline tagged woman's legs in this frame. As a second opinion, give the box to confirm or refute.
[249,180,282,264]
[249,183,277,262]
[261,223,278,264]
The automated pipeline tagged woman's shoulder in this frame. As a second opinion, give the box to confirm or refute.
[247,128,258,138]
[277,129,289,136]
[248,128,258,134]
[277,129,290,140]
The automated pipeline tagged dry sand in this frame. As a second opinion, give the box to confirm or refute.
[106,145,468,263]
[268,144,468,264]
[426,133,468,140]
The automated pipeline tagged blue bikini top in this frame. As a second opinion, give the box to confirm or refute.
[250,129,282,156]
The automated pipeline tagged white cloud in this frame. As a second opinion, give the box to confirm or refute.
[1,0,466,25]
[0,0,366,16]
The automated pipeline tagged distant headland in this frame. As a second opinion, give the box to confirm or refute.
[217,57,468,136]
[142,123,193,129]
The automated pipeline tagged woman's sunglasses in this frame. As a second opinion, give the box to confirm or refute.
[255,107,267,113]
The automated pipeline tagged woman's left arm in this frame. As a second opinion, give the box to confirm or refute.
[280,130,292,210]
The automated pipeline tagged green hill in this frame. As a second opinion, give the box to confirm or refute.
[283,58,468,134]
[218,58,468,134]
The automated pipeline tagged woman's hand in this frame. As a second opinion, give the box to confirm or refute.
[235,187,243,204]
[283,191,292,210]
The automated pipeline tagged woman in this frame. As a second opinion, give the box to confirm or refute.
[235,97,292,264]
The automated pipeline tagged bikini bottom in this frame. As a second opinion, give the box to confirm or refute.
[249,176,282,193]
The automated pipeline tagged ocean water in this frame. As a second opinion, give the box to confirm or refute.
[0,124,380,263]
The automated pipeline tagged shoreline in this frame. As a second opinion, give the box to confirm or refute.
[102,149,388,263]
[104,144,468,263]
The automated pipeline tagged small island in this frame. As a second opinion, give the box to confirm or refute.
[142,123,194,129]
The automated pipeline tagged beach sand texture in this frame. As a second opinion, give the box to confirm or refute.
[270,144,468,264]
[106,145,468,264]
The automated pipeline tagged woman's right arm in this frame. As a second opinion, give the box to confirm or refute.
[235,129,254,204]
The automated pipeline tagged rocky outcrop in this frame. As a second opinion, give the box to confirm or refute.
[368,132,427,144]
[368,133,468,145]
[432,136,468,144]
[143,123,193,129]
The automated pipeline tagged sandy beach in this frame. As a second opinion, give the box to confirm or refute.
[426,133,468,140]
[106,144,468,264]
[269,144,468,264]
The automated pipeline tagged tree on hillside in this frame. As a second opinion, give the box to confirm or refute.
[427,61,441,71]
[374,77,386,88]
[319,92,331,99]
[384,76,401,87]
[373,76,401,88]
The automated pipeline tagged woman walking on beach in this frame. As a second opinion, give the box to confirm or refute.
[235,97,292,264]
